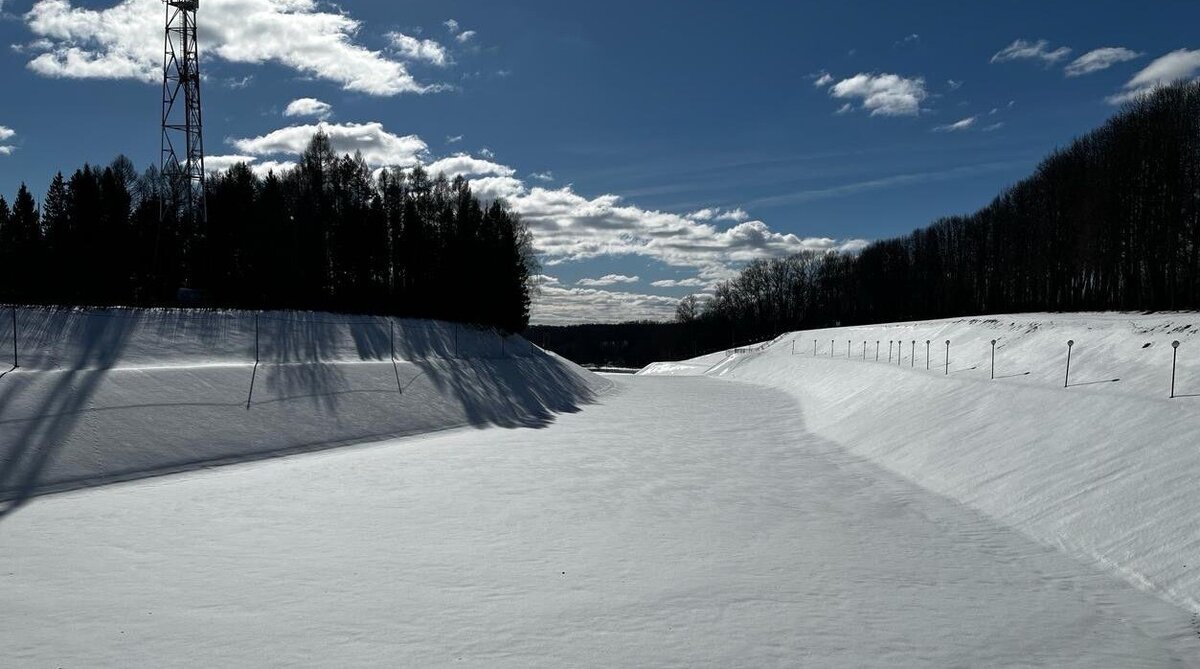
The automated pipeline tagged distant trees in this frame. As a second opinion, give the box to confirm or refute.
[0,132,536,332]
[698,80,1200,338]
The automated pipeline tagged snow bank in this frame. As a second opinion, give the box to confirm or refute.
[641,312,1200,613]
[0,307,608,506]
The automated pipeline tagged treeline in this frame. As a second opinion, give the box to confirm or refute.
[0,132,534,332]
[526,320,764,369]
[698,80,1200,338]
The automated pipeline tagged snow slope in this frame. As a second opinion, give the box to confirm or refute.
[2,375,1196,666]
[641,312,1200,614]
[0,307,607,508]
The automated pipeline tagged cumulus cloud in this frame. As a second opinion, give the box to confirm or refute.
[230,121,428,167]
[456,30,477,44]
[1107,49,1200,104]
[443,19,460,33]
[0,125,15,155]
[813,72,833,87]
[530,284,680,325]
[933,116,976,132]
[283,97,332,120]
[529,171,554,182]
[576,274,639,287]
[651,278,706,288]
[687,207,750,222]
[387,32,449,67]
[990,39,1071,65]
[424,154,516,179]
[446,135,464,144]
[22,0,438,95]
[829,73,928,116]
[1064,47,1141,77]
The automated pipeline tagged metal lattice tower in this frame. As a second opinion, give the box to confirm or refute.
[160,0,206,225]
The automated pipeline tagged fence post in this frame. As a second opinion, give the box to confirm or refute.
[813,339,817,356]
[1064,340,1074,388]
[944,340,950,375]
[1172,341,1180,398]
[9,306,16,369]
[888,340,893,363]
[910,340,915,367]
[862,341,866,360]
[990,339,996,380]
[875,340,879,361]
[925,340,930,370]
[246,313,261,410]
[830,339,834,358]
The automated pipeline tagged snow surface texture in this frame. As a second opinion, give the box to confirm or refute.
[0,307,607,509]
[642,312,1200,617]
[3,375,1197,666]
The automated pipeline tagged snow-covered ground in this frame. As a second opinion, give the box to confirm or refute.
[0,307,606,507]
[642,312,1200,618]
[4,374,1197,666]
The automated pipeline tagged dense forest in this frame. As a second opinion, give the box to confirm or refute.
[0,132,535,332]
[534,81,1200,367]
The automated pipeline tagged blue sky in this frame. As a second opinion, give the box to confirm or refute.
[1,0,1198,323]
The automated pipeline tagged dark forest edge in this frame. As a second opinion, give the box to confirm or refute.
[532,81,1200,368]
[0,132,535,333]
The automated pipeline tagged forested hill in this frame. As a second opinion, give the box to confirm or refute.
[697,81,1200,339]
[0,132,535,333]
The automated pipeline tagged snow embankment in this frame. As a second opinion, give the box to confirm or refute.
[641,312,1200,613]
[0,307,608,505]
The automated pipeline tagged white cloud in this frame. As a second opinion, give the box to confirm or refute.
[982,122,1004,132]
[895,34,919,47]
[990,39,1071,65]
[446,135,464,144]
[933,116,976,132]
[1064,47,1141,77]
[813,72,833,87]
[479,147,495,159]
[530,171,554,182]
[424,154,516,179]
[530,284,680,325]
[230,121,428,167]
[23,0,438,95]
[387,32,449,67]
[1107,49,1200,104]
[0,125,15,156]
[829,73,928,116]
[283,97,332,120]
[443,18,460,33]
[456,30,477,44]
[834,102,853,115]
[947,79,963,91]
[687,207,750,222]
[651,278,706,288]
[576,274,639,287]
[206,154,257,172]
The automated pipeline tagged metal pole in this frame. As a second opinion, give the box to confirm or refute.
[925,340,930,370]
[10,306,16,369]
[888,340,893,363]
[875,341,879,361]
[990,339,996,380]
[1171,341,1180,398]
[254,312,260,364]
[847,340,850,358]
[792,340,795,355]
[1064,340,1074,388]
[830,339,834,358]
[910,340,915,367]
[862,341,866,360]
[813,339,817,356]
[945,340,950,375]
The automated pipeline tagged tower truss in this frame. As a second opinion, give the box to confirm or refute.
[160,0,206,225]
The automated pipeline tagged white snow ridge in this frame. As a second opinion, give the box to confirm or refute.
[4,308,1200,665]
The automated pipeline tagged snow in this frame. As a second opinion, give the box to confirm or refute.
[3,374,1197,666]
[641,312,1200,617]
[0,307,607,505]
